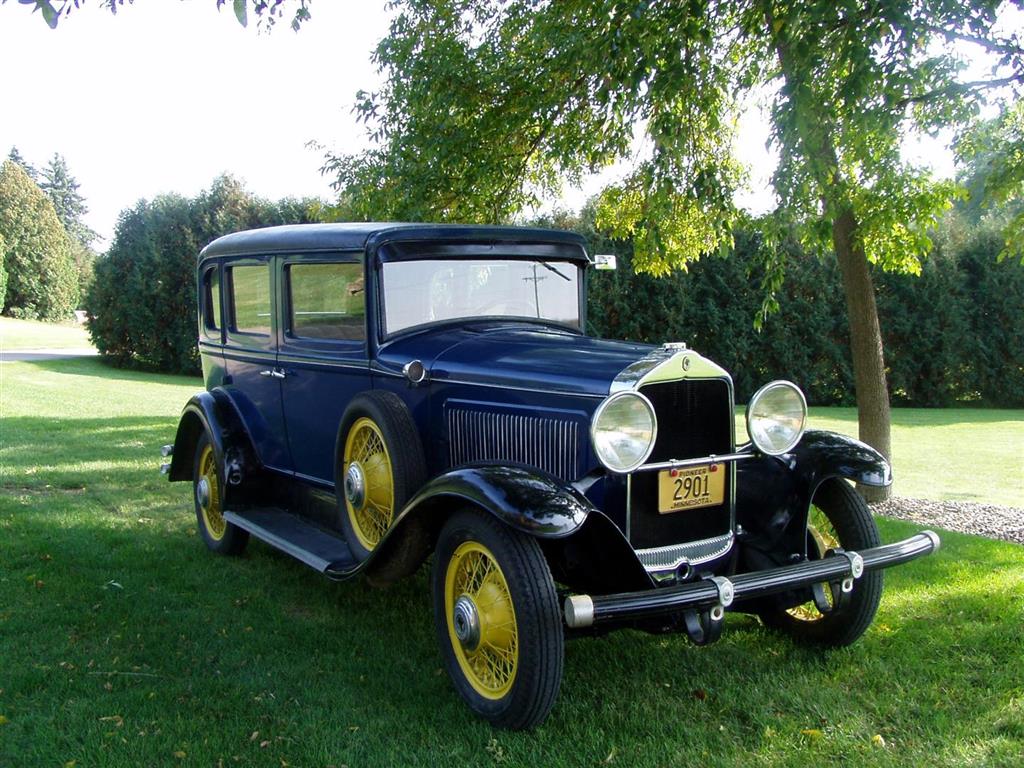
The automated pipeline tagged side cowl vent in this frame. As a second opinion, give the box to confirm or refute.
[447,406,581,482]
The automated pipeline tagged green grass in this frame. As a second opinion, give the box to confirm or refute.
[1,357,1022,767]
[0,316,92,351]
[736,408,1024,507]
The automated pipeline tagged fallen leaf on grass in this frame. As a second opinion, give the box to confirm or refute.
[801,729,824,741]
[173,751,186,759]
[692,689,707,701]
[260,740,270,748]
[99,715,124,728]
[872,734,887,748]
[0,715,8,725]
[603,747,617,763]
[250,731,259,741]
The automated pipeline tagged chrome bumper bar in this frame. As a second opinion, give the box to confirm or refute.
[564,530,940,629]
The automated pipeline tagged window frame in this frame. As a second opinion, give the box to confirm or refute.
[226,260,273,338]
[283,258,367,344]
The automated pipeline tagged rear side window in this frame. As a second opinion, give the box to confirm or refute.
[202,266,221,335]
[229,264,271,335]
[288,262,365,341]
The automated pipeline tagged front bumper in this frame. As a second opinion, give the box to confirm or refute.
[563,530,940,629]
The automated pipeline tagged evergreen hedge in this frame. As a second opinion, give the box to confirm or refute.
[587,217,1024,407]
[0,160,80,320]
[86,176,318,374]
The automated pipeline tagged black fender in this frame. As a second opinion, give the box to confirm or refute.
[167,389,254,483]
[363,464,651,592]
[735,429,891,566]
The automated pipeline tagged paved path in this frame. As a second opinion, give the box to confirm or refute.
[0,347,98,362]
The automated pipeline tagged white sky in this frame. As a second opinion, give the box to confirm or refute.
[2,0,985,249]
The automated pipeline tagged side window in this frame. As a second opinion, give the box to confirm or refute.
[229,264,271,335]
[287,262,365,341]
[201,265,221,336]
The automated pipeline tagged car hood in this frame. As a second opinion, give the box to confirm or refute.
[382,324,653,398]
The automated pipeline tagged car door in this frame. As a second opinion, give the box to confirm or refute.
[222,256,293,472]
[278,253,370,485]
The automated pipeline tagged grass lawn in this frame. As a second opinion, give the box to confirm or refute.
[1,357,1022,767]
[735,408,1024,508]
[0,316,92,351]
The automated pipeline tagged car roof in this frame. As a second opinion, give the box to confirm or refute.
[198,223,589,261]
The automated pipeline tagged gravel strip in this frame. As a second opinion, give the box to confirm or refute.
[872,497,1024,545]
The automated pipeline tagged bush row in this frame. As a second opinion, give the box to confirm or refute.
[587,216,1024,407]
[86,176,318,373]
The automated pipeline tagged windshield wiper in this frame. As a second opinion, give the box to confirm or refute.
[538,261,571,281]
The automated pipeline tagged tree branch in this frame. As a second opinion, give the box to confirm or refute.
[893,73,1024,109]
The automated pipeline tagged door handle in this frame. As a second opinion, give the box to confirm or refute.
[259,368,287,379]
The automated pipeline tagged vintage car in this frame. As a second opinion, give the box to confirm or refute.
[162,223,939,729]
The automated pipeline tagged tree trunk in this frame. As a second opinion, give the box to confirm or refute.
[831,208,892,502]
[766,5,893,502]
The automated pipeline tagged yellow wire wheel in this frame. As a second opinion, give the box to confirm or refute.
[444,541,519,700]
[432,510,563,730]
[785,505,839,622]
[196,442,225,541]
[191,432,248,556]
[342,417,396,551]
[758,479,883,647]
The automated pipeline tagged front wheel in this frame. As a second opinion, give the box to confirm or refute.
[432,510,564,730]
[759,478,883,647]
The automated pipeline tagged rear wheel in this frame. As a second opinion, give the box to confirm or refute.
[193,433,248,555]
[432,510,563,730]
[759,479,882,646]
[337,392,426,561]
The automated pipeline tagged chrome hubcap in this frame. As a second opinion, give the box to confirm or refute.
[196,477,211,509]
[344,462,366,509]
[453,594,481,651]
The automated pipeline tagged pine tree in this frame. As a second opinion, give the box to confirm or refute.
[7,147,38,182]
[40,153,98,248]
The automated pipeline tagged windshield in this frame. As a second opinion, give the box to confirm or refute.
[381,259,581,335]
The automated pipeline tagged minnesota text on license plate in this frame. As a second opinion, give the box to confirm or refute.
[658,464,725,513]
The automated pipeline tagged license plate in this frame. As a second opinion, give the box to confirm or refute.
[658,464,725,513]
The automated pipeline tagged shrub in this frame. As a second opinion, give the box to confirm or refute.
[87,176,319,374]
[0,160,79,320]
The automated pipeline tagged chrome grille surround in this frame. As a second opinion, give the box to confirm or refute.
[609,343,738,569]
[448,407,580,482]
[634,533,735,572]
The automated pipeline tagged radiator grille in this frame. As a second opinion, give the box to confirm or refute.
[448,407,580,482]
[629,378,734,551]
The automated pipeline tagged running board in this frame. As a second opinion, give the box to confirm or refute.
[224,508,359,576]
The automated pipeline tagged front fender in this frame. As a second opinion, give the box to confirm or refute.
[735,430,891,564]
[402,464,591,538]
[365,464,652,593]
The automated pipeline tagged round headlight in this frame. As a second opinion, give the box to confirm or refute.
[746,381,807,455]
[591,391,657,473]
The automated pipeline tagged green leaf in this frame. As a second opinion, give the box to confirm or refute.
[233,0,248,27]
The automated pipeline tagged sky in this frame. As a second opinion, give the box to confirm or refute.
[0,1,974,249]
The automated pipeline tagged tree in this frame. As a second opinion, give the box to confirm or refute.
[40,153,99,249]
[86,174,320,373]
[328,0,1024,500]
[0,231,7,312]
[957,101,1024,263]
[6,147,38,182]
[8,0,312,30]
[0,160,79,320]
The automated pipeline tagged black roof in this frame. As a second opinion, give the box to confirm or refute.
[199,223,589,261]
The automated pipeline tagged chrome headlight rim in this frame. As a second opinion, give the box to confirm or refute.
[746,380,807,456]
[590,390,658,474]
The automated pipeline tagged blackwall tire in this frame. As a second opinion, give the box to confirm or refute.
[758,478,883,647]
[336,391,427,562]
[432,509,564,730]
[193,432,249,556]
